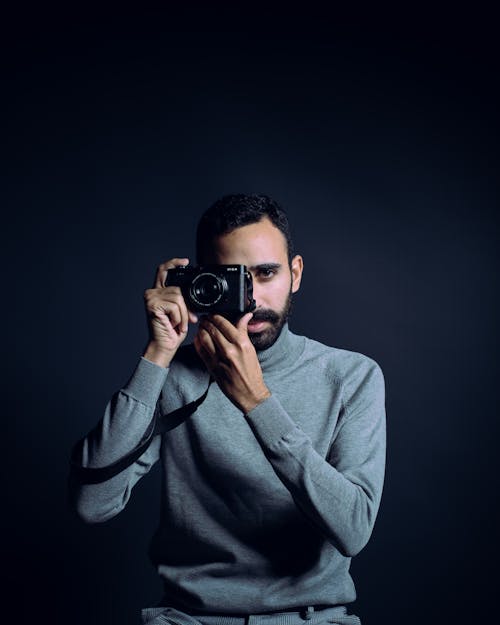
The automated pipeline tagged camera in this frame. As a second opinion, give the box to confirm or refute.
[165,264,256,317]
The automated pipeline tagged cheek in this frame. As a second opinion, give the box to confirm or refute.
[265,280,290,308]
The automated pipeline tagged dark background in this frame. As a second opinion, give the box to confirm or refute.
[2,4,498,624]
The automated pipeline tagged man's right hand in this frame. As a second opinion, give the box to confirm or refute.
[142,258,198,367]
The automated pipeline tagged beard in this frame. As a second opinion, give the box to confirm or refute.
[248,289,293,351]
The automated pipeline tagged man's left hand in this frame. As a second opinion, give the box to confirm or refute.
[194,313,271,414]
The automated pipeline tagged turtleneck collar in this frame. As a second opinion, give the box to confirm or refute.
[256,323,305,373]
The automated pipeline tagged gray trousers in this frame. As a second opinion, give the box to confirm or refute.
[140,606,361,625]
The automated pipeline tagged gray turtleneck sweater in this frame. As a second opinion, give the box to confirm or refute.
[72,325,386,614]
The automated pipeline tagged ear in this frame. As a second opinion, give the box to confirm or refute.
[290,255,304,294]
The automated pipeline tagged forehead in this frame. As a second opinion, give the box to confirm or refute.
[210,217,288,265]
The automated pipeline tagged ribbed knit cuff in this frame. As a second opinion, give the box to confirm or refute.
[244,395,297,448]
[122,357,170,406]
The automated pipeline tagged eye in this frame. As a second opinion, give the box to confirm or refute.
[257,268,276,279]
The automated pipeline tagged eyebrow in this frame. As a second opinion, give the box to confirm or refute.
[247,263,282,272]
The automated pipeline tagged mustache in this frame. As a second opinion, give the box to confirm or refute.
[251,309,280,323]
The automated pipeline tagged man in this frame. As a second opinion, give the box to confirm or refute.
[70,194,386,625]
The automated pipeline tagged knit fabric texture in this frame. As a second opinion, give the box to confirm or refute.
[72,325,386,614]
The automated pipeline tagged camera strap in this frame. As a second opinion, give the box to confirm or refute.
[69,378,213,485]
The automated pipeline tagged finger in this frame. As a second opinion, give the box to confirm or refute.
[194,332,232,383]
[206,314,240,343]
[154,257,190,288]
[177,295,189,334]
[194,329,217,371]
[162,301,183,329]
[197,326,217,357]
[160,287,191,331]
[194,334,211,370]
[236,312,254,333]
[188,311,199,324]
[200,317,232,354]
[145,289,180,327]
[154,309,176,334]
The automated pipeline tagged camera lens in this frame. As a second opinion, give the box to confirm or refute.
[190,273,225,307]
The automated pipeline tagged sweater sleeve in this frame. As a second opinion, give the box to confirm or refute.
[244,362,386,557]
[69,357,168,524]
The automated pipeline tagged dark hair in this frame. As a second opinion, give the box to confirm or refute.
[196,194,294,264]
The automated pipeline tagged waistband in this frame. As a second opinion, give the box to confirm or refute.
[141,605,355,625]
[200,606,349,625]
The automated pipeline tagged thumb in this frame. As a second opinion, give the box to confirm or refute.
[237,312,254,331]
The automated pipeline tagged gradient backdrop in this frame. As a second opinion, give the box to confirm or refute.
[2,6,498,625]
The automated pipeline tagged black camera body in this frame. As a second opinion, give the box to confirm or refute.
[165,264,256,316]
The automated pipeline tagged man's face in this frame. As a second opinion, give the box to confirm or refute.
[207,217,303,350]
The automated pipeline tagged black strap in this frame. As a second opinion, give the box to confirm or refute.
[70,379,213,485]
